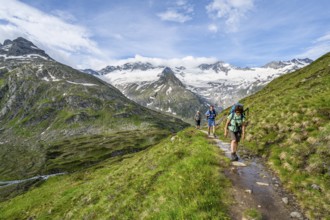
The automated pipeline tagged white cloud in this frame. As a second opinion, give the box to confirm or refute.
[206,0,254,32]
[0,0,107,68]
[91,8,183,62]
[208,24,218,33]
[157,10,192,23]
[106,55,218,69]
[157,0,194,23]
[176,0,187,6]
[315,32,330,43]
[298,33,330,59]
[51,10,77,22]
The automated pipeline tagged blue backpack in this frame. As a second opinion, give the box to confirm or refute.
[229,103,249,121]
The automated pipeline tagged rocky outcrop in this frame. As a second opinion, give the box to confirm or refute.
[120,67,208,121]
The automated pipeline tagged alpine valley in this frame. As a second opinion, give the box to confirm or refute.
[0,37,189,183]
[1,37,329,220]
[83,57,312,121]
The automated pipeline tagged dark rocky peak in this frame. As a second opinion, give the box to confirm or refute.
[99,65,120,74]
[175,66,186,71]
[158,67,184,86]
[99,62,159,74]
[299,58,313,63]
[0,37,52,60]
[263,58,312,69]
[262,61,287,69]
[291,58,313,64]
[3,39,13,46]
[161,67,174,75]
[123,62,157,71]
[198,61,231,73]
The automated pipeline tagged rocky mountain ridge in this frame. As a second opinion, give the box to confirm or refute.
[114,67,209,120]
[0,37,52,61]
[83,57,312,119]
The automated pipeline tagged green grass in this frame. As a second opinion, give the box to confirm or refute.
[217,53,330,219]
[0,128,231,219]
[243,208,262,220]
[0,129,170,181]
[0,78,5,87]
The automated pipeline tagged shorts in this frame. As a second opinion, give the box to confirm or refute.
[195,120,201,126]
[229,130,241,142]
[208,119,215,127]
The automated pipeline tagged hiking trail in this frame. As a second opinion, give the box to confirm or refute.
[201,131,305,220]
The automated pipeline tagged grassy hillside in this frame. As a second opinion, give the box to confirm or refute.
[218,53,330,219]
[0,128,231,219]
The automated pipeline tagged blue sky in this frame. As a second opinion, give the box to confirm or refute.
[0,0,329,69]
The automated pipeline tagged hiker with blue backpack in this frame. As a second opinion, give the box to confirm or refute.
[224,103,247,161]
[205,105,217,137]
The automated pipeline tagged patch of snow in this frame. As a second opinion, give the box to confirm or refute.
[154,84,164,93]
[48,72,61,82]
[166,107,172,113]
[1,54,48,60]
[1,44,12,51]
[66,81,97,86]
[101,68,162,85]
[166,86,172,95]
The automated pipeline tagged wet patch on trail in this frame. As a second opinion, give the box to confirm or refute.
[205,132,306,220]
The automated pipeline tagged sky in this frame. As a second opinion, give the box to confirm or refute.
[0,0,329,69]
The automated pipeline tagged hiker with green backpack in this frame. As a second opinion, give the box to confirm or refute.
[224,103,247,161]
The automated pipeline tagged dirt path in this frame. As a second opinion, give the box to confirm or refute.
[203,132,305,220]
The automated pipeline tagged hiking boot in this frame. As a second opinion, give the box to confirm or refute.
[231,152,239,161]
[231,153,236,161]
[233,152,239,161]
[213,134,217,138]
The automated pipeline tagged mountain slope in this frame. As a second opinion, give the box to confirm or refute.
[218,53,330,219]
[0,128,231,219]
[111,67,209,121]
[0,38,189,181]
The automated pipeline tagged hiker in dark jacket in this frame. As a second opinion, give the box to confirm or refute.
[194,110,201,129]
[205,105,217,137]
[224,105,246,161]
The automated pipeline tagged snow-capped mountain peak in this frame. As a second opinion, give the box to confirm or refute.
[93,58,312,112]
[0,37,52,61]
[99,61,162,75]
[158,67,184,87]
[263,58,312,70]
[198,61,232,73]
